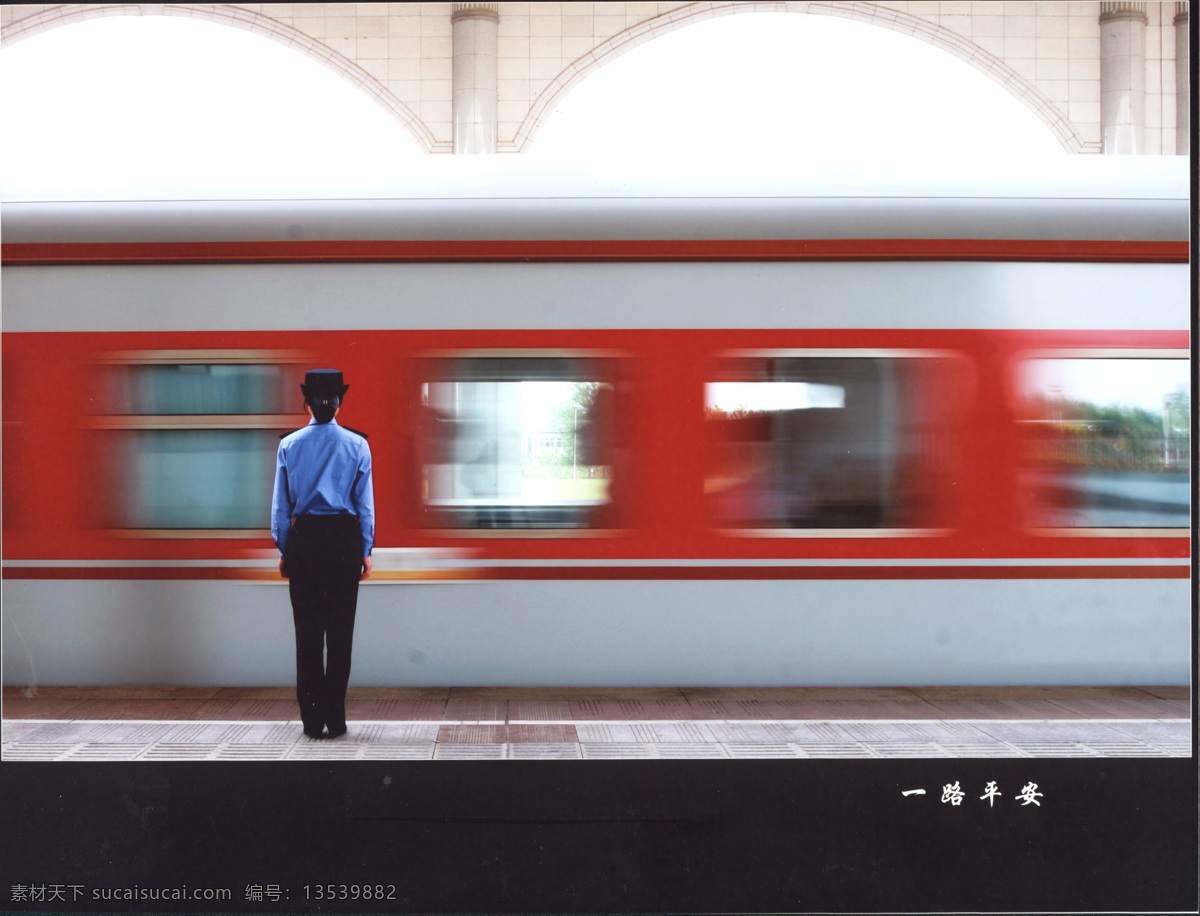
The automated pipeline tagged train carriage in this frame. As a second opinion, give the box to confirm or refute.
[1,158,1190,687]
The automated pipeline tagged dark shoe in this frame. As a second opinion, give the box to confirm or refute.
[303,726,326,740]
[326,723,347,739]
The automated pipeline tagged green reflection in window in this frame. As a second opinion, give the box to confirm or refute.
[1019,358,1190,528]
[113,429,276,529]
[110,364,284,415]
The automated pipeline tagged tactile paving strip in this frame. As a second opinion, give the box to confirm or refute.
[1081,742,1170,757]
[287,742,362,760]
[702,699,750,715]
[218,723,297,744]
[870,742,952,758]
[937,743,1026,757]
[2,744,76,761]
[6,722,77,742]
[1045,697,1186,719]
[972,721,1132,743]
[508,742,582,759]
[724,743,804,758]
[437,724,506,744]
[141,743,223,760]
[509,701,572,721]
[1104,720,1191,743]
[66,721,162,742]
[2,698,88,718]
[657,743,729,758]
[575,722,665,743]
[347,699,447,720]
[708,722,793,742]
[611,700,693,720]
[779,722,856,743]
[359,744,436,760]
[1006,742,1100,757]
[689,699,739,717]
[349,723,439,744]
[190,699,294,720]
[62,743,151,760]
[442,700,506,722]
[926,698,1082,719]
[508,724,578,743]
[0,716,1190,761]
[1151,743,1191,756]
[161,722,234,743]
[580,743,661,759]
[567,700,607,719]
[838,721,996,743]
[645,722,713,743]
[433,743,506,760]
[796,743,879,758]
[212,744,293,760]
[821,700,945,719]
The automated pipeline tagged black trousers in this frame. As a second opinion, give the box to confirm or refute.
[284,514,363,733]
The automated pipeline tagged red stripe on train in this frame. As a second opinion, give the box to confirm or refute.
[1,239,1189,265]
[1,565,1188,581]
[488,565,1191,580]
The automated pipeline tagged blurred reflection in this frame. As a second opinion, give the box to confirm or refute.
[706,357,961,529]
[101,363,285,415]
[419,357,616,529]
[1018,358,1190,528]
[98,429,277,529]
[93,360,293,530]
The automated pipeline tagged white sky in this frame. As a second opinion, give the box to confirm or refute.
[1023,359,1191,414]
[521,381,577,434]
[0,10,1066,200]
[0,15,423,200]
[707,382,846,413]
[531,12,1067,166]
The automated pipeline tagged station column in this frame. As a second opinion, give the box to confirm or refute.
[1175,2,1189,154]
[1099,1,1147,154]
[451,2,499,154]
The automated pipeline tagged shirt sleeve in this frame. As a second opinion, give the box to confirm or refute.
[270,441,293,555]
[353,440,375,557]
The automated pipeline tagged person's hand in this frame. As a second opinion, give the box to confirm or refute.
[361,556,372,580]
[279,557,287,579]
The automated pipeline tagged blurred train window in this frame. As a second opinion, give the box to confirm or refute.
[100,429,280,529]
[705,355,964,530]
[1017,356,1190,530]
[92,356,300,532]
[103,363,286,415]
[1,357,29,531]
[419,357,617,530]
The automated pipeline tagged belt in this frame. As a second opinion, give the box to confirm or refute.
[293,514,359,530]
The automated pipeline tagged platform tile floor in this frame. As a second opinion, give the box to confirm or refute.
[1,686,1190,761]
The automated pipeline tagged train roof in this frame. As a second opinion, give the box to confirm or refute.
[1,157,1189,245]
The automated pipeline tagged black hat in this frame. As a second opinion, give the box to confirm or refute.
[301,368,349,407]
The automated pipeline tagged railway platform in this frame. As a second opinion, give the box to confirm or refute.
[1,684,1189,761]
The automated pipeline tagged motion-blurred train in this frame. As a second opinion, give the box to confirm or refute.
[1,159,1190,687]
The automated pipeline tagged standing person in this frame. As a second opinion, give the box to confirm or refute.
[271,369,374,739]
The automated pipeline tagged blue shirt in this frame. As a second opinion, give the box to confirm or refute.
[271,419,375,558]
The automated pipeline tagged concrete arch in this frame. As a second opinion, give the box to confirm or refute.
[514,0,1087,155]
[1,3,439,153]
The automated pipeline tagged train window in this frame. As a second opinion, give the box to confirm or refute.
[705,353,965,531]
[2,356,30,531]
[91,353,302,533]
[99,429,282,529]
[1017,354,1190,531]
[102,363,286,415]
[418,356,617,530]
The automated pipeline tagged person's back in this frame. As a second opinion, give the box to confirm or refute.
[271,369,374,739]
